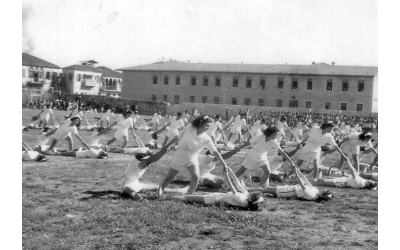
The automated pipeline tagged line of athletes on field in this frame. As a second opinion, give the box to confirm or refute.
[23,106,378,210]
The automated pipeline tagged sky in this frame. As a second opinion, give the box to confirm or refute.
[22,0,378,69]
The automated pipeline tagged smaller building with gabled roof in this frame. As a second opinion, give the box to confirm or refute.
[62,63,103,95]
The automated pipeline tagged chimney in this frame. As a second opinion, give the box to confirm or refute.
[188,60,190,63]
[332,62,335,66]
[312,62,315,64]
[199,61,201,63]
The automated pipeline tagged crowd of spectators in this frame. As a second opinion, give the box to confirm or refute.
[232,109,378,132]
[23,93,167,115]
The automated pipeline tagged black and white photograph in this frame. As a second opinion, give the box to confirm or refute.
[15,0,390,249]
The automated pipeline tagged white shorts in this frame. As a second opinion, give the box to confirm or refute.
[114,128,128,140]
[276,129,285,141]
[199,172,217,185]
[166,129,179,138]
[40,114,50,122]
[53,132,72,141]
[341,143,360,155]
[229,126,242,135]
[298,148,321,162]
[170,149,199,172]
[241,155,269,170]
[276,185,297,198]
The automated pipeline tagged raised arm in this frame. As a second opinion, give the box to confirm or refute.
[140,137,179,168]
[75,133,90,149]
[216,141,251,162]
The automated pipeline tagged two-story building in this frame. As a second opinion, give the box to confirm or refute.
[118,60,378,113]
[62,61,103,95]
[97,66,122,98]
[22,53,62,92]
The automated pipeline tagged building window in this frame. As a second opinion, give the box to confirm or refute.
[326,79,333,91]
[191,75,196,86]
[22,69,25,78]
[325,102,331,110]
[291,78,298,89]
[258,99,264,106]
[246,77,252,88]
[214,97,219,104]
[342,79,349,91]
[215,76,221,87]
[190,96,195,103]
[232,97,237,105]
[305,101,312,108]
[277,77,284,89]
[163,95,168,102]
[202,96,207,103]
[112,79,116,90]
[233,76,239,87]
[104,79,117,90]
[174,95,179,104]
[356,103,364,111]
[306,78,313,90]
[68,73,73,81]
[175,75,180,85]
[289,100,298,108]
[340,103,347,111]
[244,98,251,106]
[203,75,209,86]
[153,74,158,84]
[276,99,282,107]
[151,94,156,101]
[46,72,51,80]
[164,74,169,85]
[358,80,365,92]
[260,77,265,90]
[77,74,81,82]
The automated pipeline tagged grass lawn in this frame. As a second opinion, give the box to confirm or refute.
[22,108,378,250]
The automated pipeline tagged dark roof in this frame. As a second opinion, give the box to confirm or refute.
[118,61,378,77]
[22,53,61,69]
[63,65,104,73]
[97,66,122,78]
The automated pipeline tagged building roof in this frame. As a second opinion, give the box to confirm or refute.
[22,53,61,69]
[97,66,122,78]
[118,61,378,77]
[63,65,104,73]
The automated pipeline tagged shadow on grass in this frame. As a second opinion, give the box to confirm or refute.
[79,190,123,201]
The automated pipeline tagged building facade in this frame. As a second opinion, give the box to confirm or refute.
[97,66,123,98]
[62,63,103,95]
[22,53,62,92]
[119,61,378,113]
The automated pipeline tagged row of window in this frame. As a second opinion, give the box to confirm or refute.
[22,69,58,80]
[74,74,100,83]
[153,74,222,87]
[151,94,365,111]
[103,78,121,90]
[152,74,366,92]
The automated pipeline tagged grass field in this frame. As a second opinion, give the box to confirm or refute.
[22,108,378,250]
